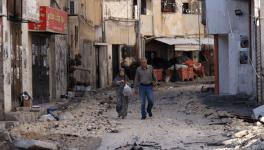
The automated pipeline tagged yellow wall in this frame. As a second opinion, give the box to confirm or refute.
[142,0,205,37]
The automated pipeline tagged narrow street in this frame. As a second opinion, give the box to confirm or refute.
[2,82,263,150]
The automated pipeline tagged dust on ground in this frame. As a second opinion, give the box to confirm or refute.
[3,83,264,150]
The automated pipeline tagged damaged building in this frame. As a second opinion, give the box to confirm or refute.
[138,0,213,81]
[0,0,69,117]
[0,0,215,117]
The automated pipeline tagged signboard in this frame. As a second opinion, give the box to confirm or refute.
[29,6,68,34]
[23,0,39,22]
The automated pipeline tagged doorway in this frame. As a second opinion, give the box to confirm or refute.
[32,34,50,104]
[112,45,120,80]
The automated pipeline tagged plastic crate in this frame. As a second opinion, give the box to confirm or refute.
[178,68,188,81]
[178,67,194,81]
[154,69,163,81]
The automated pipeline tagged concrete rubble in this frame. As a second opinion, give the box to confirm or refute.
[14,139,58,150]
[1,84,264,149]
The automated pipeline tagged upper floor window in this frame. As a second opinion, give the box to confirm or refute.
[161,0,176,13]
[182,2,199,14]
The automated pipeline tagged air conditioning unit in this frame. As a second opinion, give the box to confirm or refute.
[68,0,78,15]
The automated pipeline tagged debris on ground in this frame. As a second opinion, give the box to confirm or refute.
[39,114,57,122]
[115,141,162,150]
[1,84,262,150]
[14,139,58,150]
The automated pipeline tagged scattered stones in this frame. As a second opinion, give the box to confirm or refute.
[106,128,119,133]
[234,130,249,138]
[14,139,58,150]
[256,121,263,126]
[58,112,74,121]
[0,131,12,142]
[39,114,56,122]
[116,141,162,150]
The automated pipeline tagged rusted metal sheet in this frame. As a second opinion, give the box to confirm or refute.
[29,6,68,34]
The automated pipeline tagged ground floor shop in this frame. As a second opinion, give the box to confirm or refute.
[144,37,214,82]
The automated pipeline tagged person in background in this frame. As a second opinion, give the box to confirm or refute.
[113,68,130,119]
[134,58,157,120]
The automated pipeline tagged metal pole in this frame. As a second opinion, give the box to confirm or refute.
[198,1,201,51]
[137,0,142,59]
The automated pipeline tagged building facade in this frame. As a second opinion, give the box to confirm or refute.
[205,0,258,98]
[0,0,69,117]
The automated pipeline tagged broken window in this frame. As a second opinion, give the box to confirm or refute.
[161,0,176,13]
[182,2,199,14]
[133,0,147,16]
[7,0,22,21]
[141,0,147,15]
[182,3,190,14]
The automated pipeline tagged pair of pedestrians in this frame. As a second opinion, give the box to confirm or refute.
[113,58,156,120]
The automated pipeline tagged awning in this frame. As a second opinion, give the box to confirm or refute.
[155,37,214,45]
[175,45,200,51]
[155,37,214,51]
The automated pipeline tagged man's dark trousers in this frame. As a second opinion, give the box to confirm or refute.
[139,84,154,118]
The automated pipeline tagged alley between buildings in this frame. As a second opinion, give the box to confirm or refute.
[1,81,263,150]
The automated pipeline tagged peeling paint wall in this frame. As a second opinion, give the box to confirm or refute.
[21,24,32,96]
[98,44,112,88]
[141,15,153,36]
[142,0,204,37]
[68,0,103,89]
[68,16,80,56]
[54,35,68,98]
[103,0,136,46]
[2,0,12,112]
[103,0,133,19]
[105,20,136,45]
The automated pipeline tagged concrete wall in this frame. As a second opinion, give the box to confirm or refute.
[218,35,229,94]
[104,20,136,45]
[206,0,250,34]
[21,24,32,96]
[141,15,153,36]
[205,0,229,34]
[2,0,12,112]
[208,0,254,96]
[78,0,102,26]
[103,0,133,19]
[145,0,204,37]
[54,35,68,98]
[0,18,3,118]
[97,44,112,88]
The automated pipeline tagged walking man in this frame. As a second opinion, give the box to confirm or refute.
[134,58,157,120]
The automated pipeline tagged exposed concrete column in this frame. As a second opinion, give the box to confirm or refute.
[21,24,32,96]
[2,0,12,112]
